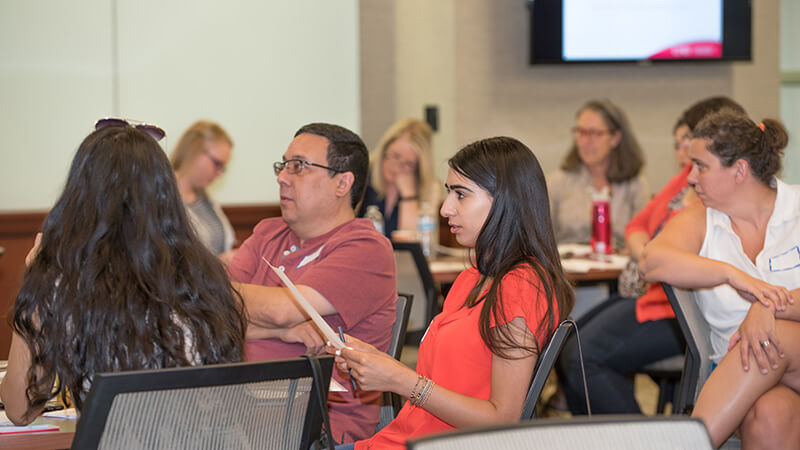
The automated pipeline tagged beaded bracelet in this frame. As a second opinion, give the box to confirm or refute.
[411,377,434,407]
[409,374,424,404]
[417,379,435,408]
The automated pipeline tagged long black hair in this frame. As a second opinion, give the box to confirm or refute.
[450,137,574,358]
[12,125,246,414]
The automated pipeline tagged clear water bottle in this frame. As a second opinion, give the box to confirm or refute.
[365,205,384,235]
[417,202,436,258]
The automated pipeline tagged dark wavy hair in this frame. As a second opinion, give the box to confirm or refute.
[693,110,788,185]
[450,137,575,359]
[12,125,246,415]
[295,123,369,210]
[561,99,644,183]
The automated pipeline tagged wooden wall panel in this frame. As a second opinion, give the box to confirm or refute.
[0,212,47,360]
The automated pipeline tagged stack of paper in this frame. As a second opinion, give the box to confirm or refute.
[0,412,60,434]
[43,408,78,420]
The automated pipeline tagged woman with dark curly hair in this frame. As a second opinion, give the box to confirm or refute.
[0,120,247,425]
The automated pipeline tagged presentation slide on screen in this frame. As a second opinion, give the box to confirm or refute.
[563,0,722,60]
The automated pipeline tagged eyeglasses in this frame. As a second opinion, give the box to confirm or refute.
[205,151,227,172]
[273,159,343,176]
[95,117,166,141]
[385,151,418,171]
[571,127,611,140]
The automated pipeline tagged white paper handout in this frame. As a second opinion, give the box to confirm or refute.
[263,257,345,349]
[329,378,348,392]
[43,408,78,420]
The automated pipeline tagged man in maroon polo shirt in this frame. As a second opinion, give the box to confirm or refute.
[228,123,397,444]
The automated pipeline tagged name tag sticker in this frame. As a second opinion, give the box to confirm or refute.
[769,246,800,272]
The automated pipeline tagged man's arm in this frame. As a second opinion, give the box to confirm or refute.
[234,282,338,329]
[246,320,327,354]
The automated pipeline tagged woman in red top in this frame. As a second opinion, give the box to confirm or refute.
[327,136,574,449]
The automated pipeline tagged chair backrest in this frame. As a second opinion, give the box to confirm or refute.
[662,283,714,414]
[520,319,574,420]
[393,242,438,344]
[388,293,414,360]
[71,356,334,450]
[378,294,415,430]
[407,415,714,450]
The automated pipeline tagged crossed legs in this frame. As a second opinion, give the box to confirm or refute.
[692,320,800,449]
[738,384,800,450]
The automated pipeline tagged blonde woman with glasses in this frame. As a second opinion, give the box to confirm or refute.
[359,118,439,238]
[171,120,236,263]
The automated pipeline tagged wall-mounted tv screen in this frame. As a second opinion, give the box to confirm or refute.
[529,0,752,64]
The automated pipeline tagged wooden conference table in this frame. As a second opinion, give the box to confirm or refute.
[0,416,75,450]
[429,252,628,286]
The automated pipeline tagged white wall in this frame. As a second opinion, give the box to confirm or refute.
[780,0,800,184]
[0,0,360,211]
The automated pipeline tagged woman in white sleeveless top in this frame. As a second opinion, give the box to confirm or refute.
[641,110,800,449]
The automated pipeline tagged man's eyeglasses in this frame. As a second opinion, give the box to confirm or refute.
[273,159,343,176]
[95,117,166,142]
[571,127,611,140]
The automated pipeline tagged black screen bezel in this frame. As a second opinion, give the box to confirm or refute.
[529,0,752,64]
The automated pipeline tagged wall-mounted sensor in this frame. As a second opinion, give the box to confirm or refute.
[425,105,438,132]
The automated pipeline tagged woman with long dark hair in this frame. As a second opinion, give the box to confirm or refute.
[1,121,247,425]
[328,136,574,449]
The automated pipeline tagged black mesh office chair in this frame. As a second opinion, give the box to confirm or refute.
[72,356,334,450]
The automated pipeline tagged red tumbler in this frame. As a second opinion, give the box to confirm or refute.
[591,194,612,255]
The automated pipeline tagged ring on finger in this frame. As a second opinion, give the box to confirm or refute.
[761,340,771,349]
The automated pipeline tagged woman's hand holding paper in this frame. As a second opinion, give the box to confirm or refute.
[325,334,417,394]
